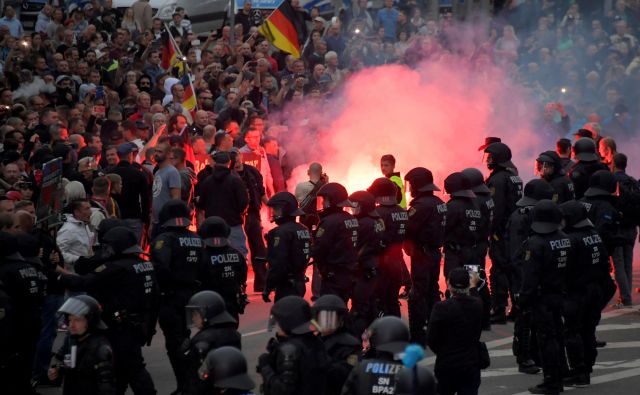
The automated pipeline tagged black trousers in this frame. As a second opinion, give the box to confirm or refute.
[244,211,267,292]
[408,249,441,344]
[107,325,156,395]
[564,285,602,374]
[532,297,565,387]
[488,237,516,312]
[436,366,481,395]
[158,298,190,391]
[350,271,378,338]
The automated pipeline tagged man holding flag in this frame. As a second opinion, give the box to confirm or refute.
[258,0,302,59]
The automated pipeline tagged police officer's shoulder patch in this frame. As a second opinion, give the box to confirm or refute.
[94,264,107,273]
[552,193,559,203]
[316,227,325,238]
[408,207,417,217]
[490,187,496,196]
[154,240,164,250]
[273,236,280,247]
[347,354,358,366]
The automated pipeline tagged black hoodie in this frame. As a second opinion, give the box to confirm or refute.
[196,165,249,226]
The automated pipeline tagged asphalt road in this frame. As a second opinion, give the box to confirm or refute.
[40,252,640,395]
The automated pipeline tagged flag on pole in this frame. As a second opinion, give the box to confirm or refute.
[258,0,301,58]
[180,70,197,114]
[161,31,179,70]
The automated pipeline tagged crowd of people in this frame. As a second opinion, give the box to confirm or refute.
[0,0,639,395]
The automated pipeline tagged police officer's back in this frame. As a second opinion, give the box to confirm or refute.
[462,167,494,266]
[74,218,126,275]
[200,346,255,395]
[312,183,359,301]
[580,170,621,255]
[263,192,311,302]
[341,316,409,395]
[258,296,328,395]
[568,138,608,199]
[536,151,575,203]
[49,295,116,395]
[182,291,241,395]
[312,295,361,395]
[198,216,248,321]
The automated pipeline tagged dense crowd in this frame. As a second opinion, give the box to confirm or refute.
[0,0,639,395]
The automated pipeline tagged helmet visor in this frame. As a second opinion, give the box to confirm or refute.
[269,206,283,222]
[534,160,553,177]
[347,201,362,216]
[186,307,204,329]
[316,310,340,333]
[316,195,328,212]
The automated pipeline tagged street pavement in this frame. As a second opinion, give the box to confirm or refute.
[40,254,640,395]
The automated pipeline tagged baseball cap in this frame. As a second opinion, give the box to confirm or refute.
[117,142,139,155]
[448,268,470,289]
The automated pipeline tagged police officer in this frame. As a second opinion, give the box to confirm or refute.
[535,151,575,203]
[559,200,609,387]
[403,167,446,344]
[182,290,241,395]
[263,192,311,302]
[74,218,126,274]
[0,279,14,391]
[347,190,384,336]
[56,227,158,395]
[567,138,608,199]
[395,364,437,395]
[483,142,523,324]
[0,231,46,395]
[443,172,481,276]
[199,346,255,395]
[341,316,409,395]
[313,183,359,302]
[461,167,494,268]
[48,295,116,395]
[198,216,248,323]
[312,295,360,395]
[520,201,570,395]
[151,199,203,394]
[507,179,554,374]
[368,177,409,317]
[257,296,329,395]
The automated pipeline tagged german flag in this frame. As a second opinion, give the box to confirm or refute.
[161,31,179,70]
[180,71,197,113]
[258,0,301,58]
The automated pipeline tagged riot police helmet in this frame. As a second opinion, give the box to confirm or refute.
[158,199,192,228]
[0,231,21,259]
[368,177,400,206]
[367,316,410,354]
[312,294,348,334]
[198,216,230,247]
[559,200,594,229]
[483,142,513,167]
[461,167,490,194]
[268,295,314,335]
[517,179,554,207]
[444,172,476,198]
[531,200,562,234]
[348,191,378,217]
[573,138,599,162]
[185,290,236,327]
[395,365,438,395]
[97,218,126,244]
[584,170,616,197]
[101,226,144,255]
[58,295,108,330]
[267,191,305,222]
[316,182,350,210]
[199,347,255,391]
[404,167,440,193]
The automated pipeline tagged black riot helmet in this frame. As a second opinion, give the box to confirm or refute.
[0,231,21,259]
[584,170,616,197]
[158,199,191,228]
[268,295,314,335]
[348,190,378,217]
[58,295,108,333]
[185,290,236,328]
[461,167,490,194]
[395,365,438,395]
[316,182,350,212]
[517,179,554,207]
[573,138,599,162]
[97,218,125,244]
[444,172,476,198]
[199,347,255,391]
[368,177,400,206]
[531,199,562,234]
[404,167,440,197]
[102,226,144,255]
[312,294,348,335]
[198,216,230,247]
[535,150,561,177]
[483,142,513,169]
[267,191,305,223]
[559,200,594,229]
[367,316,410,354]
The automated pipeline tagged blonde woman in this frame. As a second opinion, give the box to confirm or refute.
[121,7,141,35]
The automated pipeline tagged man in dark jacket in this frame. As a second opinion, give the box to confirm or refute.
[426,268,483,395]
[196,151,249,256]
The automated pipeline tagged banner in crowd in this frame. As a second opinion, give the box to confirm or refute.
[36,158,64,226]
[235,0,283,9]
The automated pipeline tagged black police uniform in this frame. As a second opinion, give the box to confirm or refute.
[322,329,361,395]
[200,244,248,322]
[444,194,482,276]
[312,207,359,302]
[265,220,310,300]
[520,204,571,393]
[200,346,255,395]
[0,280,16,393]
[375,203,409,317]
[567,139,608,199]
[348,192,385,337]
[537,151,575,204]
[152,221,203,393]
[51,333,116,395]
[580,195,620,257]
[0,233,46,395]
[486,167,523,319]
[405,191,446,344]
[58,229,158,395]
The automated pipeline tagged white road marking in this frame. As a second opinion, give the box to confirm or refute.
[483,360,640,378]
[510,367,640,395]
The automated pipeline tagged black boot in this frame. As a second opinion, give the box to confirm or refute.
[563,372,590,387]
[490,309,507,324]
[518,359,541,374]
